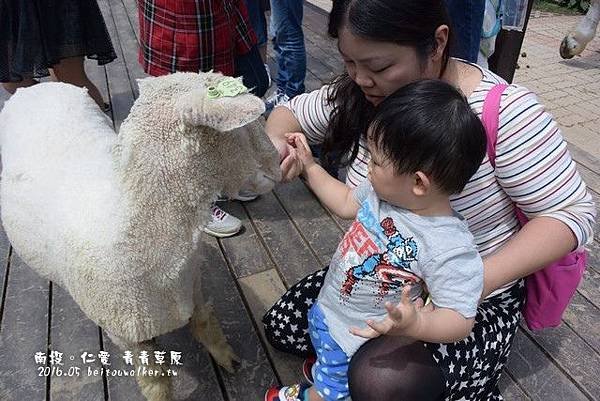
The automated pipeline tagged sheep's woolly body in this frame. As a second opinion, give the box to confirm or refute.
[0,72,280,344]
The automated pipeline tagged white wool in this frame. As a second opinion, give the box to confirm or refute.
[0,72,281,344]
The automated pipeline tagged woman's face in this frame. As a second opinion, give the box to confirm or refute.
[337,27,439,106]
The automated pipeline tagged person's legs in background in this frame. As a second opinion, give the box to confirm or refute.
[235,44,270,98]
[244,0,269,63]
[266,0,306,110]
[50,56,109,110]
[444,0,486,63]
[2,78,38,94]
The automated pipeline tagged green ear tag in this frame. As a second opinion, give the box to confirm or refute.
[216,77,248,97]
[207,86,221,99]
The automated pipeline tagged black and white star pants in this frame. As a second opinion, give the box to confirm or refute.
[262,267,525,401]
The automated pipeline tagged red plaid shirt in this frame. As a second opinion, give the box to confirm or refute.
[138,0,257,77]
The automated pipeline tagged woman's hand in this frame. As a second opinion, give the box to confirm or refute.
[272,134,302,182]
[349,286,424,339]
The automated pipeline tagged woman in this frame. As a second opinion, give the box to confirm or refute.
[262,0,596,400]
[0,0,116,110]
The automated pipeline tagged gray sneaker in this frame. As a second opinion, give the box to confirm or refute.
[202,204,242,238]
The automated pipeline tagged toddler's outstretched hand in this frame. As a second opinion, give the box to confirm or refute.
[349,286,423,339]
[285,132,316,173]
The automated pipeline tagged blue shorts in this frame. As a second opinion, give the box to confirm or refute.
[308,303,351,401]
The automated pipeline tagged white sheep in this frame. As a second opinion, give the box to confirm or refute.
[0,71,281,401]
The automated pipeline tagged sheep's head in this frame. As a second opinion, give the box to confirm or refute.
[134,72,281,199]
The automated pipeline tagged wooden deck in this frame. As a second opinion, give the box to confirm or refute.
[0,1,599,400]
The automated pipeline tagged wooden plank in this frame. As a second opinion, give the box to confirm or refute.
[569,142,600,177]
[98,0,136,130]
[0,254,49,401]
[584,239,600,275]
[0,216,12,323]
[575,162,600,197]
[499,371,531,401]
[561,292,600,352]
[505,330,588,401]
[49,286,105,401]
[244,191,322,286]
[199,235,278,400]
[108,0,147,97]
[521,324,599,400]
[102,331,155,401]
[237,269,304,385]
[273,180,343,265]
[158,326,226,401]
[218,201,276,278]
[576,261,600,310]
[120,0,141,43]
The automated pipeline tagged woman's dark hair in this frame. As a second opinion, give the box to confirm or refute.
[368,79,487,194]
[322,0,453,170]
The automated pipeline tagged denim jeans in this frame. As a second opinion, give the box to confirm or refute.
[444,0,486,63]
[270,0,306,98]
[235,45,269,98]
[243,0,268,46]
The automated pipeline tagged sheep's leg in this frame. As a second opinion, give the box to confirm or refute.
[190,303,240,373]
[108,334,172,401]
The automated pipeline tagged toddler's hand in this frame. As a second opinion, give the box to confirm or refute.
[285,133,316,174]
[349,286,423,339]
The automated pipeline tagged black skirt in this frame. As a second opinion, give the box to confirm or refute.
[0,0,117,82]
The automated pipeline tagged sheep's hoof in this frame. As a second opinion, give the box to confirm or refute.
[210,343,241,373]
[137,367,172,401]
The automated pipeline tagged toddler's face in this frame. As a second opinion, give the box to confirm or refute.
[366,141,414,209]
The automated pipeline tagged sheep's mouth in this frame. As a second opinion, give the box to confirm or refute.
[262,174,278,183]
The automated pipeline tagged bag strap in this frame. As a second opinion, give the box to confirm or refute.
[481,83,508,168]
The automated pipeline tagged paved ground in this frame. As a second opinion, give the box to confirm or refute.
[515,10,600,156]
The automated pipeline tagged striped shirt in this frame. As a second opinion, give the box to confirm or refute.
[283,63,596,294]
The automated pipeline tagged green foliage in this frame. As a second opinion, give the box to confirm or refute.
[559,0,590,12]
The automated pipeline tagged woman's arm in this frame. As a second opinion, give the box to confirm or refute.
[482,86,595,296]
[482,217,577,298]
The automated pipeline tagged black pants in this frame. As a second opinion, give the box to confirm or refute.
[262,268,525,401]
[234,44,269,98]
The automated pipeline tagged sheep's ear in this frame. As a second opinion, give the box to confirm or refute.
[178,92,266,132]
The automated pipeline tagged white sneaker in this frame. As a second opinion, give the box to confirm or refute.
[264,90,290,113]
[217,190,260,202]
[202,204,242,238]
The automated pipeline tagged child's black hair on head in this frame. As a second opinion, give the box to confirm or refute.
[368,79,487,194]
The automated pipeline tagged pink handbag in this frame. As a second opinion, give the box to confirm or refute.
[481,84,587,331]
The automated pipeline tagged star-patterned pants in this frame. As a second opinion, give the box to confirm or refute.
[262,268,526,401]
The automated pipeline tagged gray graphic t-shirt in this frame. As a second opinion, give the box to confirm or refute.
[317,181,484,355]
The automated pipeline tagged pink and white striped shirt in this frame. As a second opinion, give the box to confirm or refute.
[283,64,595,294]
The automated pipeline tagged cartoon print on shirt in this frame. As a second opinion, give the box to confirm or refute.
[341,217,420,298]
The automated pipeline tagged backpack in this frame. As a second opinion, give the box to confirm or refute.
[481,84,587,331]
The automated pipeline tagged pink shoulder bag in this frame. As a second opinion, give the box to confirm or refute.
[481,84,587,331]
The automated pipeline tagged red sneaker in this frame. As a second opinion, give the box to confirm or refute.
[302,355,316,384]
[265,383,310,401]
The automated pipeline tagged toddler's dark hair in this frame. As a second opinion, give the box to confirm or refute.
[369,79,487,194]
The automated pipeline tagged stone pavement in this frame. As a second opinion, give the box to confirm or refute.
[515,10,600,157]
